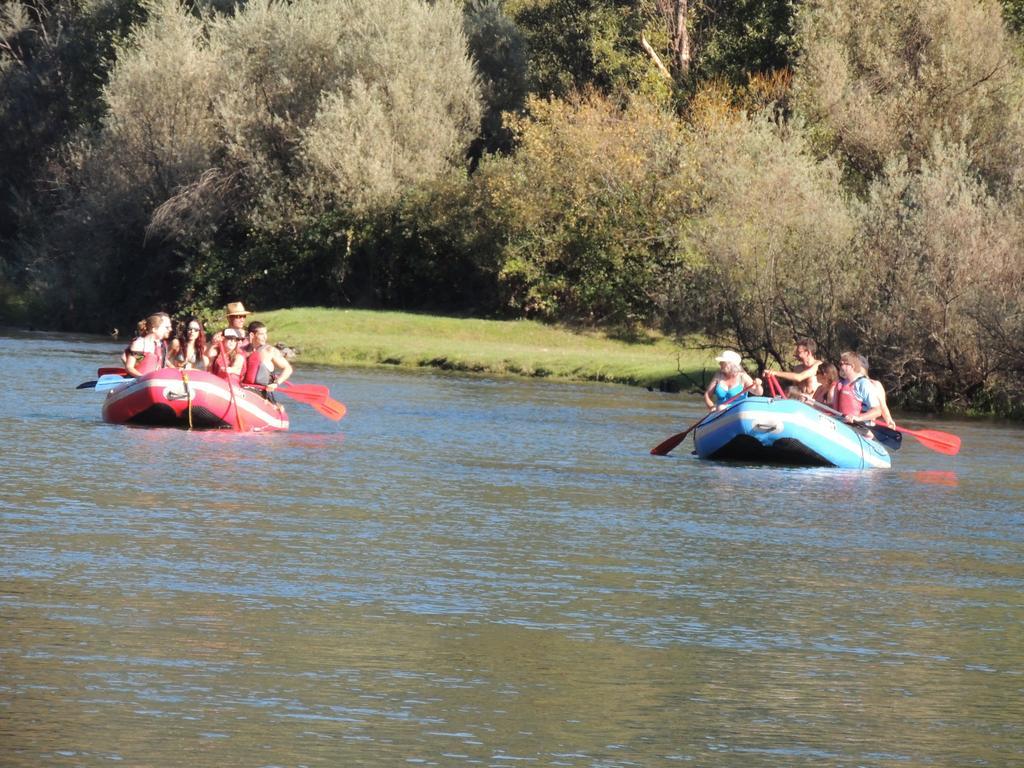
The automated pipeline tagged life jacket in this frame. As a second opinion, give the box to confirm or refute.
[130,337,166,376]
[209,348,243,384]
[835,376,866,417]
[242,345,273,386]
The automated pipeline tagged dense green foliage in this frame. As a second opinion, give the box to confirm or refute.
[2,0,1023,415]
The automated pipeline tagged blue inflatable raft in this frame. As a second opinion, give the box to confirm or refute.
[693,396,892,469]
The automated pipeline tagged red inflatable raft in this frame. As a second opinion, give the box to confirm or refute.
[102,369,289,431]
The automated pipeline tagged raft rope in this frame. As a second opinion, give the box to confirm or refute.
[181,369,193,430]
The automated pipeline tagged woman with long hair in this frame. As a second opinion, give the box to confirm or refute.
[168,317,208,370]
[809,362,839,406]
[124,312,172,377]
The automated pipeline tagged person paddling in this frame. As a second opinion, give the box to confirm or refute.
[242,321,293,400]
[860,356,895,427]
[208,328,246,384]
[124,312,172,377]
[206,301,253,358]
[764,337,821,399]
[834,351,882,426]
[704,350,763,410]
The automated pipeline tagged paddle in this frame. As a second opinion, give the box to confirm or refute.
[804,397,960,454]
[764,370,786,398]
[277,382,347,421]
[217,338,245,431]
[798,374,958,454]
[76,373,129,391]
[280,383,329,400]
[801,397,901,449]
[650,384,754,456]
[98,367,127,377]
[860,421,903,451]
[887,425,960,456]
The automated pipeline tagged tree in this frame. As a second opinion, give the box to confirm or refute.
[651,0,689,77]
[38,0,482,327]
[850,141,1024,412]
[794,0,1024,189]
[508,0,668,102]
[0,0,145,320]
[643,0,795,87]
[686,105,857,370]
[472,94,697,328]
[463,0,529,160]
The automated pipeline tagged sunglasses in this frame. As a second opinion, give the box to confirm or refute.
[188,326,201,333]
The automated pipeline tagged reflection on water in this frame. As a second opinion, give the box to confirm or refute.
[912,470,960,487]
[1,332,1023,767]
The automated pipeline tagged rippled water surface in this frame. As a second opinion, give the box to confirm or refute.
[2,332,1023,767]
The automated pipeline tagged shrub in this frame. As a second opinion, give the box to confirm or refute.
[686,106,857,368]
[794,0,1024,189]
[40,0,482,327]
[463,0,529,159]
[472,94,698,328]
[851,140,1024,413]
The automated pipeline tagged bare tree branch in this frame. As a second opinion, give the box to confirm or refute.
[640,32,672,81]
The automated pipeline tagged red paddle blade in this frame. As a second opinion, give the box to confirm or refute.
[315,400,347,421]
[98,367,127,376]
[282,383,329,399]
[277,385,347,421]
[651,430,689,456]
[900,428,961,455]
[321,397,346,417]
[278,388,323,406]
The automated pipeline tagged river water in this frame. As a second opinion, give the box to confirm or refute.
[1,331,1022,767]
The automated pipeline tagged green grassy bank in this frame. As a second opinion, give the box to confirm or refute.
[255,308,712,390]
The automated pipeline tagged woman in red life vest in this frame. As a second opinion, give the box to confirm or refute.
[124,312,172,377]
[208,328,246,384]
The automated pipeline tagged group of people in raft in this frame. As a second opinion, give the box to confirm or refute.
[120,301,292,400]
[703,338,894,429]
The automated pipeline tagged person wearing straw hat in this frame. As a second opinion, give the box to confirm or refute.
[703,349,762,410]
[207,301,253,357]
